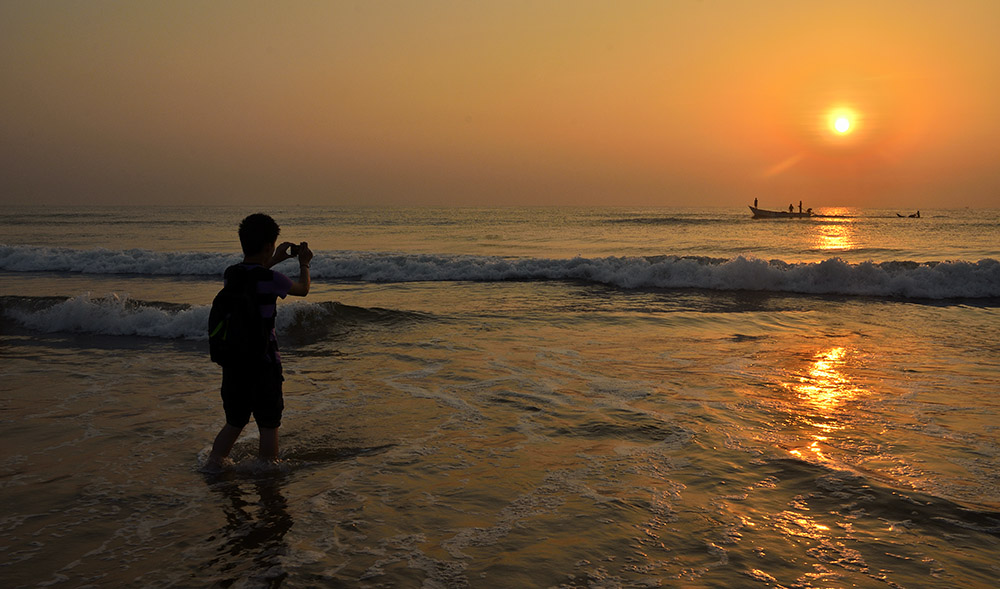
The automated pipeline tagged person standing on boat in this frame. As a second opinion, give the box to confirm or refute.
[798,201,803,213]
[754,198,758,208]
[789,204,794,213]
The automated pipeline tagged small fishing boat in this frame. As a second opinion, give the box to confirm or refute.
[748,206,845,219]
[749,205,812,218]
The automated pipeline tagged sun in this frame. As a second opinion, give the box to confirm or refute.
[827,107,857,136]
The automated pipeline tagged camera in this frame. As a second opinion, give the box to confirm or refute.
[289,244,300,257]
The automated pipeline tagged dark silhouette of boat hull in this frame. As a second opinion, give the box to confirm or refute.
[749,206,844,219]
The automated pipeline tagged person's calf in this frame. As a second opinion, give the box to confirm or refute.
[258,426,279,461]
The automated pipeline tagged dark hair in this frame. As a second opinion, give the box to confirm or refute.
[238,213,281,256]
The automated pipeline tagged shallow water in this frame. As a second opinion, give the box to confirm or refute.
[2,206,999,587]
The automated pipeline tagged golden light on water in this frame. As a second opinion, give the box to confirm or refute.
[797,347,851,405]
[775,347,869,549]
[786,347,862,462]
[812,217,856,252]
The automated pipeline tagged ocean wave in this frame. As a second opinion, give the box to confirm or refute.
[306,253,1000,299]
[2,245,998,299]
[0,295,421,340]
[0,245,232,276]
[764,457,1000,535]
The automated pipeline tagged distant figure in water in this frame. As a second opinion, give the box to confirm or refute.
[789,204,794,213]
[205,213,313,472]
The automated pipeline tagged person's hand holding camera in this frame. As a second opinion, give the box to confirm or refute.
[294,242,313,267]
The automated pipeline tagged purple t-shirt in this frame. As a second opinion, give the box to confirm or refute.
[227,263,293,363]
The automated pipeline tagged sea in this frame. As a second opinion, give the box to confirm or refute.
[1,205,999,588]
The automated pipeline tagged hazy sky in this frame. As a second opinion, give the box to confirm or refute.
[2,1,999,208]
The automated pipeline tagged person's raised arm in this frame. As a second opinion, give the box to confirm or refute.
[288,242,312,297]
[267,242,295,269]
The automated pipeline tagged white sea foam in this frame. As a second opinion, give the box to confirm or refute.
[2,245,998,298]
[2,294,329,340]
[0,244,232,276]
[4,294,207,339]
[299,253,1000,299]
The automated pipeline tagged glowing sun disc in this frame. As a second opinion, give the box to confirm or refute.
[834,117,851,133]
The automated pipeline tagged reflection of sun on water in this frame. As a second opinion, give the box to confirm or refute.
[796,347,851,408]
[812,218,856,252]
[786,347,861,461]
[772,347,869,548]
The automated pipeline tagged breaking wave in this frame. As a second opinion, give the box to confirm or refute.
[314,253,1000,299]
[2,245,998,299]
[0,295,422,341]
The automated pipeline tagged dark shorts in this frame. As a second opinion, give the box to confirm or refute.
[221,362,284,429]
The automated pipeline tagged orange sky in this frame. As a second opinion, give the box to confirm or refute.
[2,1,998,208]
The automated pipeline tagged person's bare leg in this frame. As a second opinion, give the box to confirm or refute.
[258,426,279,462]
[205,423,243,470]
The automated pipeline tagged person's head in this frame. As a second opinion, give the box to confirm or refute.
[238,213,280,256]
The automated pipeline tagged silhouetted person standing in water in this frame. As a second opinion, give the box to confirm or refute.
[205,213,313,471]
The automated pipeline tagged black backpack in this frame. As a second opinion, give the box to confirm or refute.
[208,264,274,366]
